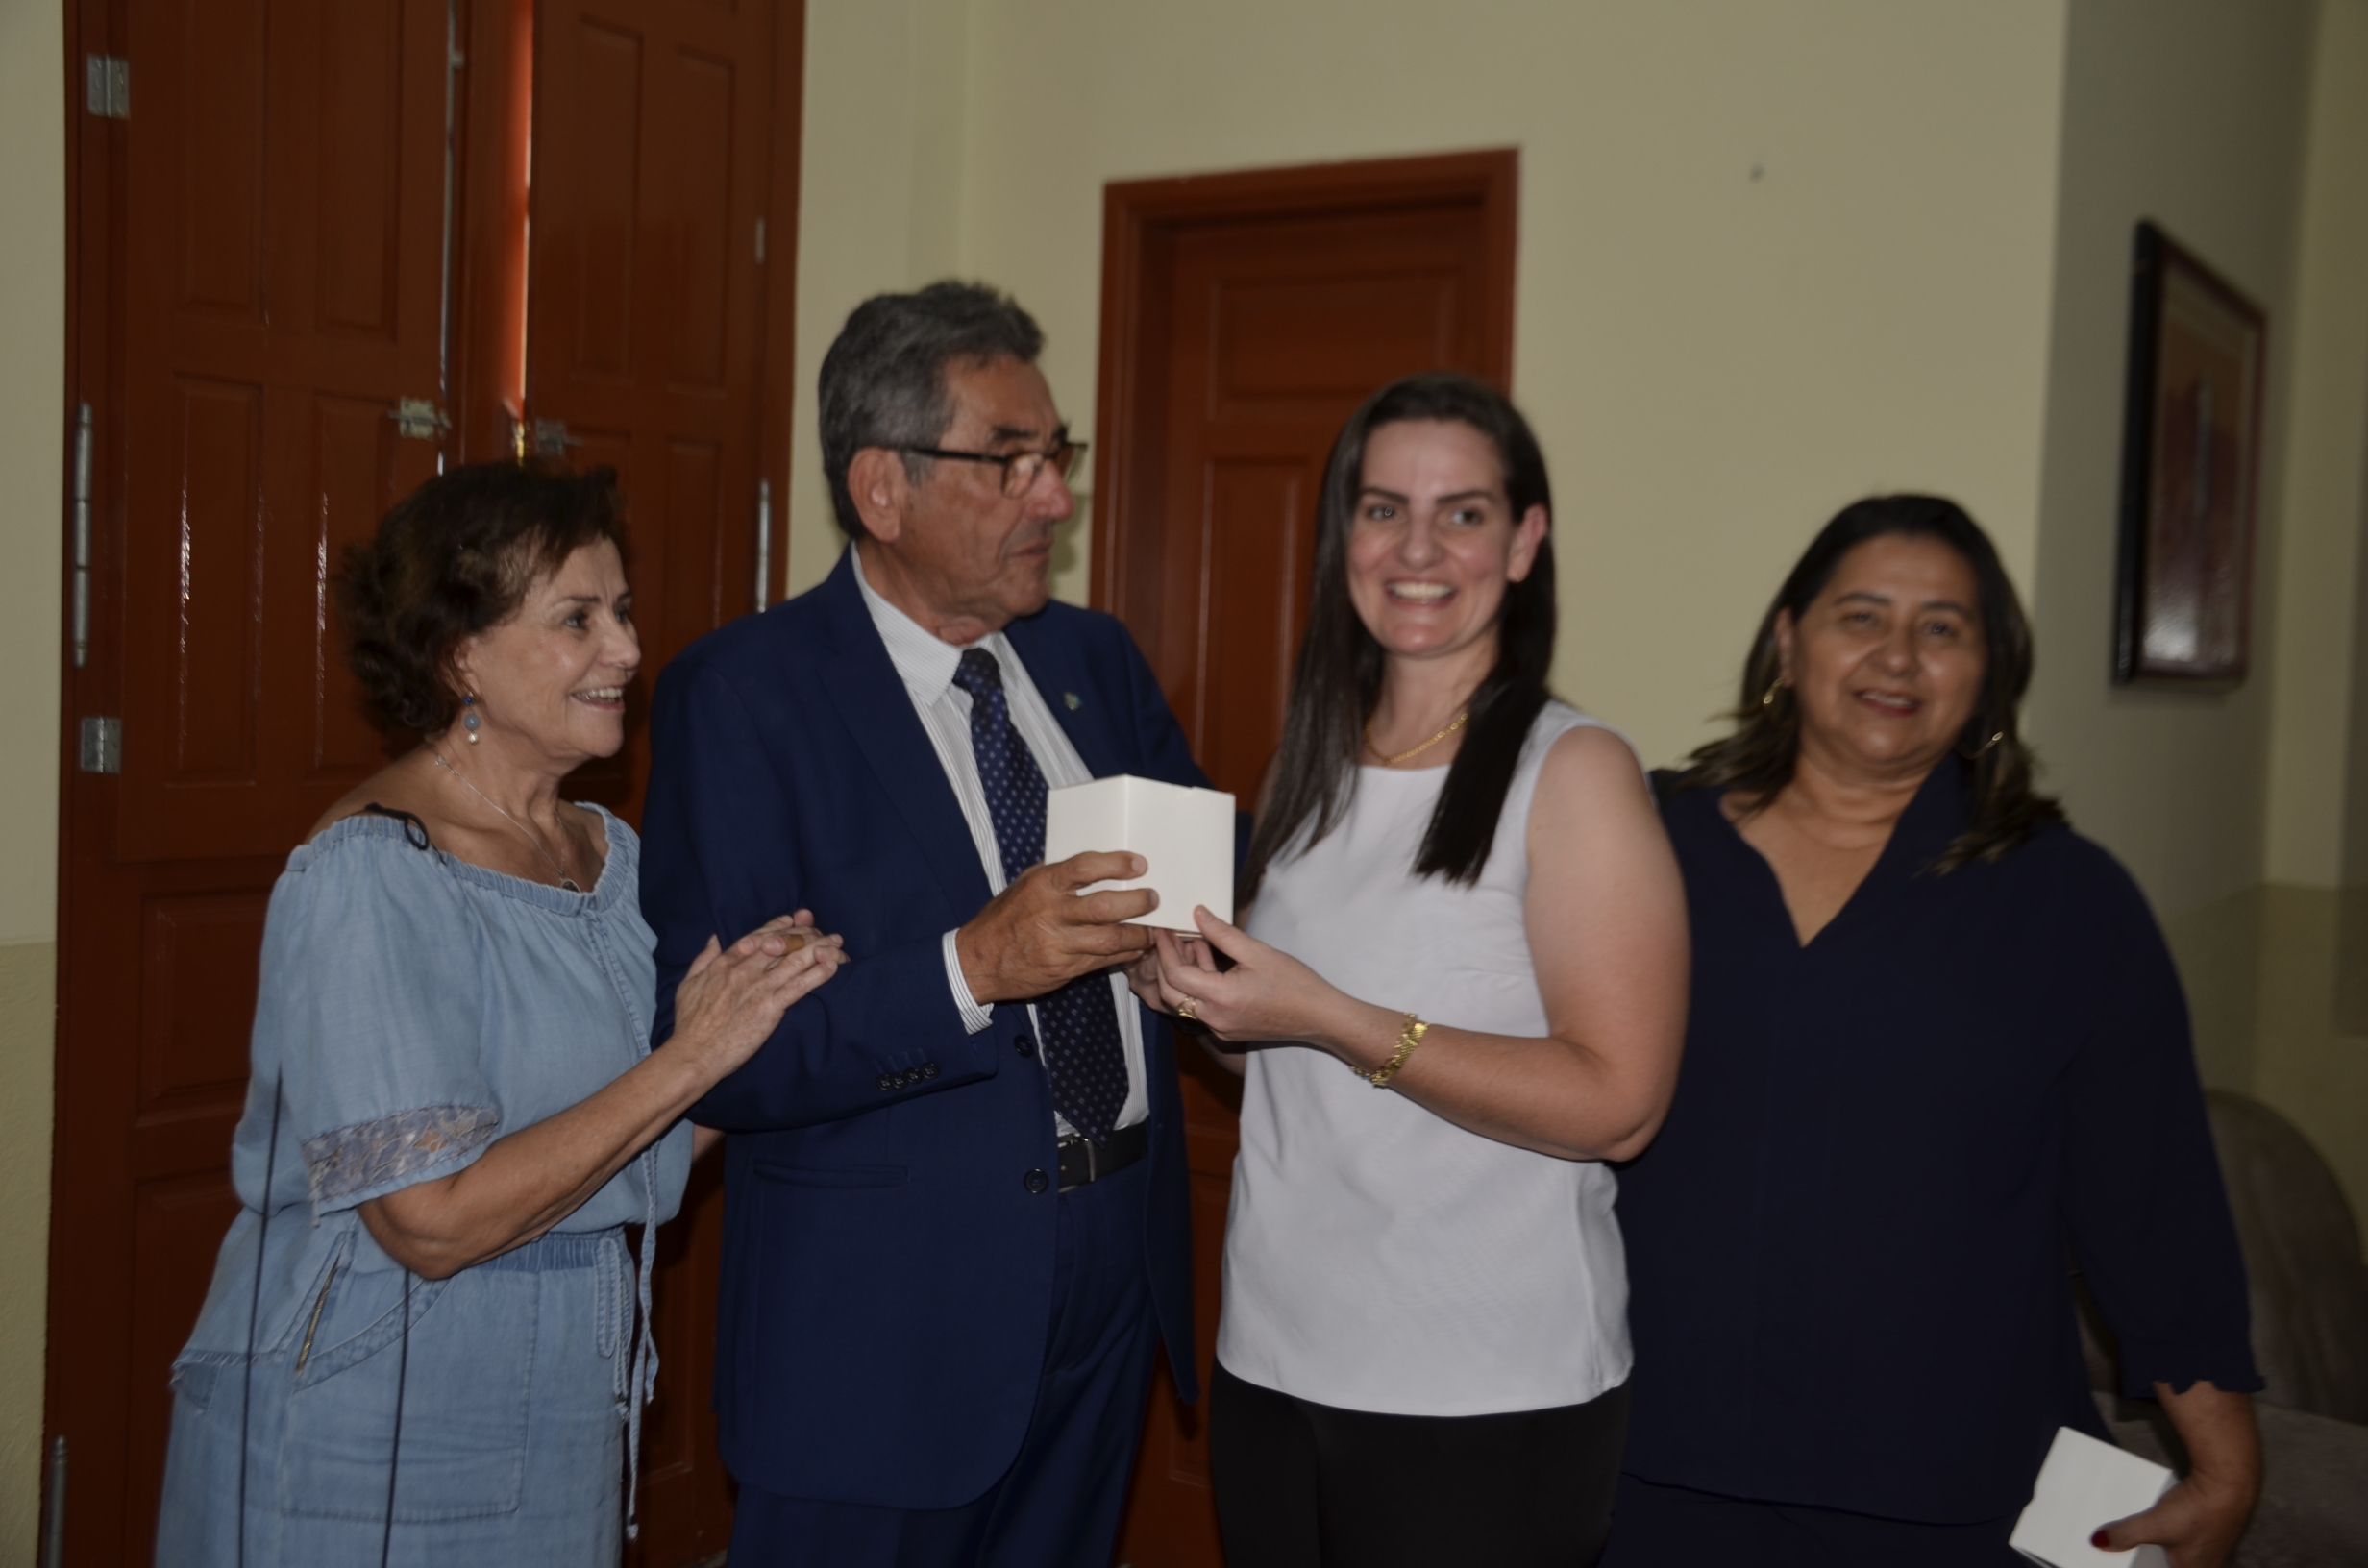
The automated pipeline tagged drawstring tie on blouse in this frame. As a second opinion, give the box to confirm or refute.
[625,1145,660,1540]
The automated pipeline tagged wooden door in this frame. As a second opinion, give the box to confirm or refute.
[524,4,797,1558]
[50,2,456,1561]
[47,3,802,1562]
[525,0,777,812]
[1094,152,1517,1568]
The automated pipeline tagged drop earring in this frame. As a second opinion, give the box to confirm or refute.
[462,694,481,745]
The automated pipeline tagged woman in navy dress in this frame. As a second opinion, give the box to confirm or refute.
[1605,496,2261,1567]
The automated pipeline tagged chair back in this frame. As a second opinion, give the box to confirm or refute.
[2207,1089,2368,1423]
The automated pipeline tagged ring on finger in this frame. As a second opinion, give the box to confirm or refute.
[1175,997,1199,1022]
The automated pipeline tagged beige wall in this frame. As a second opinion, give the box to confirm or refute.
[0,0,2352,1542]
[789,0,2368,1235]
[0,0,65,948]
[2269,0,2368,893]
[2023,0,2314,920]
[790,0,2073,779]
[2040,0,2368,1244]
[0,0,65,1558]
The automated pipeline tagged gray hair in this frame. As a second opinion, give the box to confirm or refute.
[817,282,1047,538]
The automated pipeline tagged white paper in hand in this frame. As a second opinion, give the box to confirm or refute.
[2009,1426,2174,1568]
[1043,774,1235,932]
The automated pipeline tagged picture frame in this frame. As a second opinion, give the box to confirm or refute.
[2113,221,2267,684]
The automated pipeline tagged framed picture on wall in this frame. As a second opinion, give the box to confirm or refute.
[2113,221,2267,684]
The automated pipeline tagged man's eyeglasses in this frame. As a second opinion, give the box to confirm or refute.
[900,440,1087,499]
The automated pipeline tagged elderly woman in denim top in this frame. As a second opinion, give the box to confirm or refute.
[157,462,843,1566]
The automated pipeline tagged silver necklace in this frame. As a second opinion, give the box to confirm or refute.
[430,750,582,891]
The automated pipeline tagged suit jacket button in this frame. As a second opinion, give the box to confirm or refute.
[1013,1035,1034,1058]
[1023,1168,1049,1194]
[876,1074,896,1092]
[921,1062,939,1080]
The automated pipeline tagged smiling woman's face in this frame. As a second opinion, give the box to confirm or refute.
[452,538,641,769]
[1777,532,1987,780]
[1344,418,1548,669]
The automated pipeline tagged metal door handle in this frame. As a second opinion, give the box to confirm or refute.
[71,403,91,670]
[389,398,452,441]
[531,419,581,459]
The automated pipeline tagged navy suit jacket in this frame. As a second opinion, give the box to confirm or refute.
[639,551,1202,1509]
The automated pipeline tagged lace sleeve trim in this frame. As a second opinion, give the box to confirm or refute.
[301,1103,501,1206]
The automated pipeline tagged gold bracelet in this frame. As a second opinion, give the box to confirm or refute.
[1363,1013,1429,1088]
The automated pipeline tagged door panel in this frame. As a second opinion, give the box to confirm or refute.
[1096,153,1517,1568]
[48,2,455,1559]
[313,394,417,773]
[530,0,771,740]
[1155,205,1496,806]
[1196,459,1310,797]
[125,1173,246,1560]
[118,0,449,862]
[136,894,269,1115]
[529,3,784,1559]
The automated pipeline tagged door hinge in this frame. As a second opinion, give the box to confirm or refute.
[79,718,120,775]
[85,56,128,120]
[390,398,451,442]
[755,217,767,264]
[39,1434,63,1568]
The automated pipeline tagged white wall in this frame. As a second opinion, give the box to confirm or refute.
[790,0,2072,780]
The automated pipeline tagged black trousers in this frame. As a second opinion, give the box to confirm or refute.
[1210,1360,1629,1568]
[1598,1473,2025,1566]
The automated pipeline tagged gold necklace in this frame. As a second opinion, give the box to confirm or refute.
[1365,709,1469,767]
[430,750,582,891]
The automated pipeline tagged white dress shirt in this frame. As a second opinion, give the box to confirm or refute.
[851,545,1147,1135]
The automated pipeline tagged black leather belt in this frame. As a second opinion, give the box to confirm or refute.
[1057,1120,1147,1192]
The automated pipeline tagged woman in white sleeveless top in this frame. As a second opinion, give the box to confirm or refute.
[1131,374,1689,1567]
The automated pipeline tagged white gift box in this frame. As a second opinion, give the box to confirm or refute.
[1043,774,1236,932]
[2009,1426,2174,1568]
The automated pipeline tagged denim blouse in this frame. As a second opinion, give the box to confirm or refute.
[180,805,692,1362]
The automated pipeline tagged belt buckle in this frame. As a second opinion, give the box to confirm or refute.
[1057,1132,1094,1192]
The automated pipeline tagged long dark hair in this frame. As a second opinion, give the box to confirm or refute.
[1673,493,2062,870]
[1241,373,1557,902]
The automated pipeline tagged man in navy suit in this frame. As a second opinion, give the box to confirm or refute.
[640,282,1204,1566]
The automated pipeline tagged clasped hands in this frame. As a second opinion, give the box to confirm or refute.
[670,909,846,1078]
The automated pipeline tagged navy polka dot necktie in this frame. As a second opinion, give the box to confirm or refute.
[951,648,1129,1146]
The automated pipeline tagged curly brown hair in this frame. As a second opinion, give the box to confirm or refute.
[337,461,629,736]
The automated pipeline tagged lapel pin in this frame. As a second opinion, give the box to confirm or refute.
[1064,692,1082,711]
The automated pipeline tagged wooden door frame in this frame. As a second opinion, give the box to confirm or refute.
[45,0,129,1539]
[1088,149,1519,630]
[755,0,805,612]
